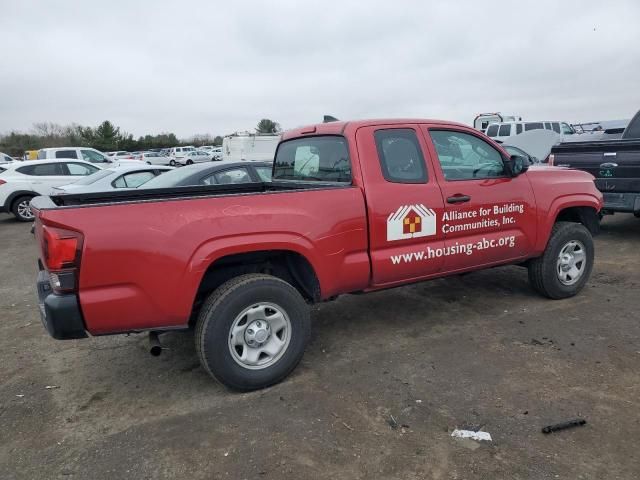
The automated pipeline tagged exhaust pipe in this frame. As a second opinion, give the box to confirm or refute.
[149,331,162,356]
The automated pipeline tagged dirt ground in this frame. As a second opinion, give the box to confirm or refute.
[1,212,639,479]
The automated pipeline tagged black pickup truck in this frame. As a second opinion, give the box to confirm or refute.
[550,110,640,216]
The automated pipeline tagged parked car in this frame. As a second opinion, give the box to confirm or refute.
[174,150,213,166]
[0,159,100,220]
[105,151,135,161]
[38,147,138,166]
[51,165,173,195]
[31,118,602,391]
[486,121,576,143]
[140,161,272,188]
[549,109,640,216]
[167,146,196,164]
[132,151,171,165]
[0,152,14,163]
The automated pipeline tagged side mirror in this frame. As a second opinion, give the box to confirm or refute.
[506,154,529,176]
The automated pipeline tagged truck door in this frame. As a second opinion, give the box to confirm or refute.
[355,125,446,286]
[420,126,537,272]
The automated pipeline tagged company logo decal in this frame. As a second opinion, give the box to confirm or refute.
[387,204,437,241]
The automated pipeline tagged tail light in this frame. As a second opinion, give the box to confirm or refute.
[40,225,83,293]
[0,179,6,186]
[548,154,555,166]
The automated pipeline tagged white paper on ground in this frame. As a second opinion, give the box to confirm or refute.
[451,429,492,442]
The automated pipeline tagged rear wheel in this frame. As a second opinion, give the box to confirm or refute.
[196,274,310,391]
[528,222,594,299]
[169,159,176,166]
[11,195,36,222]
[186,159,193,165]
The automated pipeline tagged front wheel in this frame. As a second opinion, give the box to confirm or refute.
[169,159,176,166]
[11,195,36,222]
[195,274,310,391]
[528,222,594,299]
[186,159,193,165]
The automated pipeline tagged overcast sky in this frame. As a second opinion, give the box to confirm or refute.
[2,0,639,138]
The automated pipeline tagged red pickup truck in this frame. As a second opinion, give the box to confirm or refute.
[31,119,602,391]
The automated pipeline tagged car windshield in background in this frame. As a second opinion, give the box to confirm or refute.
[273,136,351,183]
[71,169,114,185]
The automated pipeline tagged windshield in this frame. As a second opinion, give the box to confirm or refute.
[70,169,114,185]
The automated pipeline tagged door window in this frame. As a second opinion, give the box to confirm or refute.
[552,122,561,133]
[561,123,574,135]
[498,124,511,137]
[374,129,427,183]
[486,124,499,137]
[81,149,109,163]
[516,124,523,134]
[65,162,99,175]
[55,150,78,159]
[429,130,506,181]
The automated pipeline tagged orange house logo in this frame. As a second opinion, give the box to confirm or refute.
[387,204,436,241]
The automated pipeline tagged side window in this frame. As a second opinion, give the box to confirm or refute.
[17,163,65,176]
[525,122,544,131]
[552,122,561,133]
[81,149,108,163]
[429,130,506,181]
[516,124,523,134]
[55,150,78,159]
[203,167,252,185]
[498,124,511,137]
[561,123,574,135]
[544,122,551,130]
[66,163,98,175]
[374,129,427,183]
[255,166,272,182]
[486,124,499,137]
[114,171,156,188]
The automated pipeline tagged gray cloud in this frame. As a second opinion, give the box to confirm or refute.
[1,0,639,138]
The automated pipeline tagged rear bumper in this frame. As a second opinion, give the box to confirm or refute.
[36,269,87,340]
[603,192,640,213]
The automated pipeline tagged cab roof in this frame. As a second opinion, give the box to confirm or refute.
[281,118,470,141]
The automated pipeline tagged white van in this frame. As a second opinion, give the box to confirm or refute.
[485,121,576,143]
[168,146,196,161]
[473,113,522,131]
[222,133,280,162]
[37,147,139,166]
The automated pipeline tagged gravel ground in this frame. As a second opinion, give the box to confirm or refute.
[1,212,639,479]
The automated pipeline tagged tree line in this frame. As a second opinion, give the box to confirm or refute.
[0,118,282,157]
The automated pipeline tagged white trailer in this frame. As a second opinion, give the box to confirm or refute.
[222,132,280,162]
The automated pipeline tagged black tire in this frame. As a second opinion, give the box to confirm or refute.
[11,195,36,222]
[528,221,594,299]
[186,160,193,165]
[169,159,176,166]
[196,274,310,391]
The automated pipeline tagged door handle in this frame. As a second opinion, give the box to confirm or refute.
[603,152,617,157]
[600,162,618,168]
[447,194,471,204]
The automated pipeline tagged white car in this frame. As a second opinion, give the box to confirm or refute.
[37,147,139,166]
[167,146,196,165]
[51,165,173,195]
[0,152,14,163]
[137,151,172,165]
[0,159,100,221]
[175,150,212,166]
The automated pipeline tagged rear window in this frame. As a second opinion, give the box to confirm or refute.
[273,136,351,183]
[486,125,499,137]
[498,124,511,136]
[525,122,544,131]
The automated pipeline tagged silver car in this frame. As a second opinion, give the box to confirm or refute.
[51,165,173,194]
